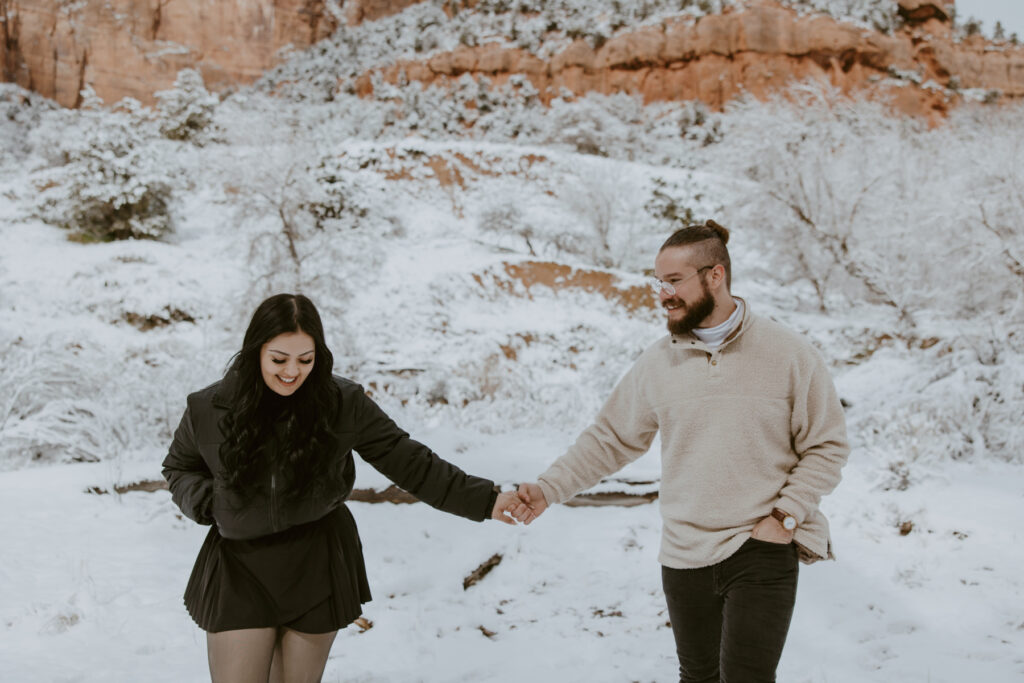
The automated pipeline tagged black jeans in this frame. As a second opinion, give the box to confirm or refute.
[662,538,799,683]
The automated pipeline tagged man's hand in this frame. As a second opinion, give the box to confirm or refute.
[491,491,526,525]
[508,482,549,525]
[750,515,795,544]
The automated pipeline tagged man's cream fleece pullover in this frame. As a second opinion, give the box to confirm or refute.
[537,300,850,568]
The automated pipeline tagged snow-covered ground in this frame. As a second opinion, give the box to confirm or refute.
[2,10,1024,674]
[1,176,1022,681]
[1,441,1022,682]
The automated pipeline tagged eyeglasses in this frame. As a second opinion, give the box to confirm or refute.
[650,266,712,296]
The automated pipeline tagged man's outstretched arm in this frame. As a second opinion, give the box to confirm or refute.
[510,362,658,524]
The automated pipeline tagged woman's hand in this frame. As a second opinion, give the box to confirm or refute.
[491,491,526,525]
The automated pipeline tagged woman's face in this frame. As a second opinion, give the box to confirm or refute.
[260,331,315,396]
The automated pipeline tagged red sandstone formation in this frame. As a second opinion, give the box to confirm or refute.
[344,0,423,24]
[1,0,1022,121]
[0,0,341,107]
[364,1,1024,123]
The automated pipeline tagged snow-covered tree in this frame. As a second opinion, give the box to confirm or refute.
[31,89,176,241]
[0,85,57,166]
[154,68,220,144]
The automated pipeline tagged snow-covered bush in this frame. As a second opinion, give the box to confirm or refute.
[335,74,711,165]
[233,151,333,293]
[542,93,643,157]
[226,141,401,330]
[154,69,220,144]
[727,89,918,316]
[355,265,662,432]
[31,92,176,241]
[0,85,57,166]
[954,105,1024,309]
[0,334,212,470]
[851,341,1024,491]
[779,0,897,33]
[304,158,375,231]
[714,84,1021,323]
[479,200,538,255]
[554,158,652,269]
[0,338,116,467]
[468,148,712,267]
[644,176,698,233]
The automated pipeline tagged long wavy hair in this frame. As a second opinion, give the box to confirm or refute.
[218,293,342,501]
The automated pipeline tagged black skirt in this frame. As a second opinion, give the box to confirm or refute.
[183,504,371,633]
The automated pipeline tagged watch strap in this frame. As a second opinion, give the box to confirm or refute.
[770,507,797,529]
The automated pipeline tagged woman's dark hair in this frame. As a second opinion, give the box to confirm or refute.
[218,293,341,501]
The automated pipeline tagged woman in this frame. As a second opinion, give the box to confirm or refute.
[162,293,521,683]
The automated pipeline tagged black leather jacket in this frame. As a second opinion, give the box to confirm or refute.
[162,375,497,540]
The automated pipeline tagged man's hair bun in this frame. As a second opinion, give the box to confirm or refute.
[704,219,730,244]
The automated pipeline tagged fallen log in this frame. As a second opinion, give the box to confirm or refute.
[93,479,660,508]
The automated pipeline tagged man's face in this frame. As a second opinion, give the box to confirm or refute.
[654,247,716,335]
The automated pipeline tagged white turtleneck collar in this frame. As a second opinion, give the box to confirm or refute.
[692,298,743,350]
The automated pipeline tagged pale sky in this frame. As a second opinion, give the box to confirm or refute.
[954,0,1024,39]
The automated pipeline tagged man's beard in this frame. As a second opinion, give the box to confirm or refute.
[665,282,715,336]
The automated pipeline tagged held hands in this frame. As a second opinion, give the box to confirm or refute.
[491,491,525,525]
[489,484,549,525]
[509,483,548,525]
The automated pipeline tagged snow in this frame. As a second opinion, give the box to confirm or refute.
[2,455,1022,681]
[2,7,1024,678]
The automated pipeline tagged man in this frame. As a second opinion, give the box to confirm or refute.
[511,221,850,682]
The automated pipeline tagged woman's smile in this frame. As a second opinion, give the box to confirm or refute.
[260,331,315,395]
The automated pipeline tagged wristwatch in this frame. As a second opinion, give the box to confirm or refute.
[770,507,797,531]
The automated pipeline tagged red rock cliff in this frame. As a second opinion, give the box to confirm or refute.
[0,0,342,107]
[361,1,1024,123]
[2,0,1023,120]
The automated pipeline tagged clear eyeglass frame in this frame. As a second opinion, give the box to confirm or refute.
[649,266,712,297]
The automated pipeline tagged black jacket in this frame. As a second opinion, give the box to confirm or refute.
[162,375,497,540]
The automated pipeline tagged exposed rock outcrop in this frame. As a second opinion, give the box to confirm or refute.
[2,0,1023,122]
[897,0,952,24]
[363,1,1024,123]
[344,0,423,24]
[0,0,341,107]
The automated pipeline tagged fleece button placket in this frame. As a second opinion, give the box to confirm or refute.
[708,350,722,378]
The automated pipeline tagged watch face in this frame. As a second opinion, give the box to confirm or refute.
[783,517,797,530]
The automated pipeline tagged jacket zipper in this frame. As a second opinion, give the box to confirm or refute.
[270,473,279,533]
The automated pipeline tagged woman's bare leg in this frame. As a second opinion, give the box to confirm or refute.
[207,627,277,683]
[267,628,338,683]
